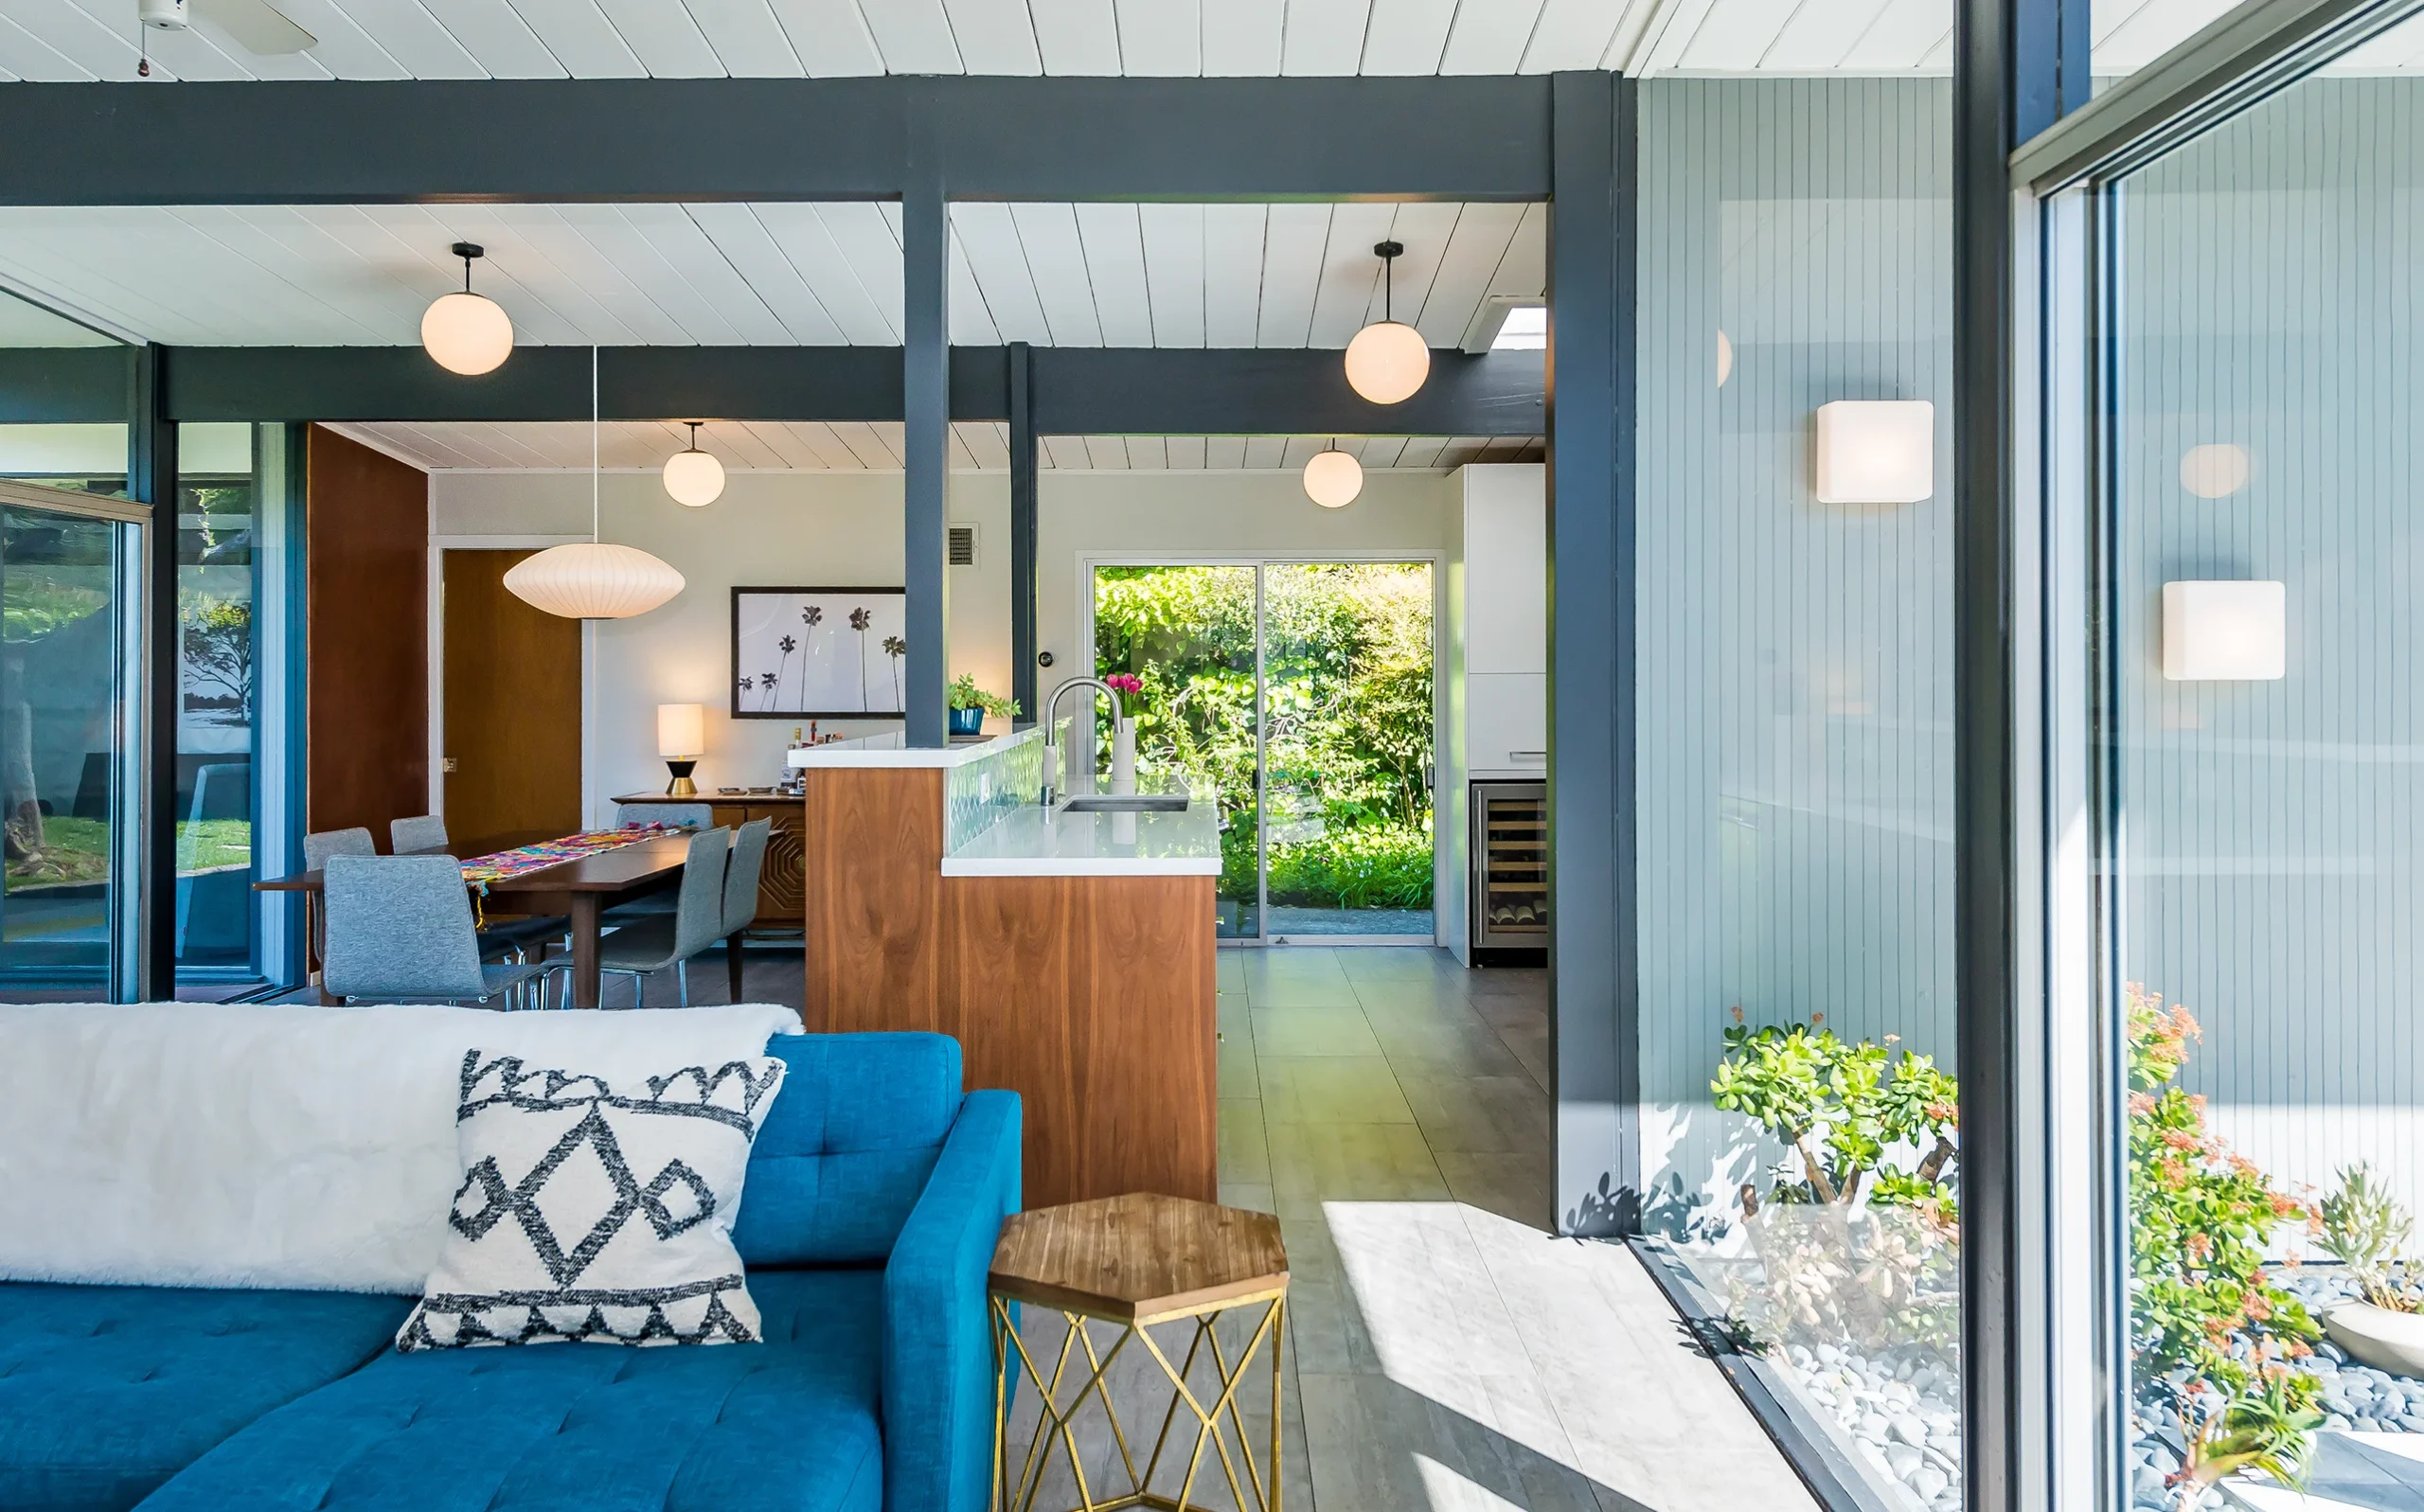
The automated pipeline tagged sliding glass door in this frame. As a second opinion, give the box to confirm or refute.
[1092,560,1435,945]
[0,480,146,998]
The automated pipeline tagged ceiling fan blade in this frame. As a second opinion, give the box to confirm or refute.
[191,0,314,54]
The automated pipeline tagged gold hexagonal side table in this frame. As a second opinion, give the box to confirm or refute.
[989,1192,1290,1512]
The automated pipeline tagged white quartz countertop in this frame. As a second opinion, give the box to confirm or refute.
[786,728,1034,770]
[942,795,1224,877]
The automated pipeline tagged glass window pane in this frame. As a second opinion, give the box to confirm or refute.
[175,423,258,976]
[0,500,134,994]
[1094,564,1262,940]
[2104,68,2424,1511]
[1638,78,1961,1512]
[1260,562,1435,941]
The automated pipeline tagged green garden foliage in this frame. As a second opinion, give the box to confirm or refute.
[2126,987,2323,1501]
[1095,563,1435,910]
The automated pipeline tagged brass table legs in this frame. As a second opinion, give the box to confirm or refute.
[990,1294,1287,1512]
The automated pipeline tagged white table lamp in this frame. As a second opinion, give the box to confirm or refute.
[657,703,705,795]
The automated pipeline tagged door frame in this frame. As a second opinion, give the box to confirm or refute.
[1076,550,1447,949]
[426,536,594,830]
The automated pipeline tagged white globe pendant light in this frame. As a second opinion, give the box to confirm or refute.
[663,421,726,507]
[420,242,514,377]
[1344,240,1430,405]
[505,348,685,622]
[1304,442,1364,508]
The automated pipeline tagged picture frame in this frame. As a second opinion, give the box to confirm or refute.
[730,586,908,720]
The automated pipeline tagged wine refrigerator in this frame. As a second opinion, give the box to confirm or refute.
[1470,781,1547,950]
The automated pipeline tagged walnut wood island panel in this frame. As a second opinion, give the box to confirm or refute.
[795,735,1218,1210]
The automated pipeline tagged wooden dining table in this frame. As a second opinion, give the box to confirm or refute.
[255,828,697,1010]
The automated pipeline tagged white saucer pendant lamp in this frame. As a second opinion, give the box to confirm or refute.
[662,421,726,507]
[420,242,514,377]
[1343,240,1430,405]
[504,543,686,620]
[1304,442,1364,508]
[504,347,685,621]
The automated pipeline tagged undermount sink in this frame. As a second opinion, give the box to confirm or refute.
[1058,794,1187,813]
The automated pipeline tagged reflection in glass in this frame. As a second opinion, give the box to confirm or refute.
[174,424,258,971]
[1636,78,1961,1512]
[0,503,132,989]
[2103,73,2424,1512]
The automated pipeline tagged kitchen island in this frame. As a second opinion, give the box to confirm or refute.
[792,729,1220,1208]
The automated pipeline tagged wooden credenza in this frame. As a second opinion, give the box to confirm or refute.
[611,792,805,929]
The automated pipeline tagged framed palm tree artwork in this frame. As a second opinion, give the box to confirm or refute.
[730,586,907,719]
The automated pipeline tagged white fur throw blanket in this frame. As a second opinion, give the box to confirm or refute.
[0,1001,802,1294]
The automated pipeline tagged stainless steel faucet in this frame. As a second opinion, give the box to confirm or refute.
[1039,676,1126,807]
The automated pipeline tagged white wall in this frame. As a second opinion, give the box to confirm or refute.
[429,465,1465,839]
[431,470,1008,825]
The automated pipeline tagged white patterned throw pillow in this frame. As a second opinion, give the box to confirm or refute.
[396,1048,785,1350]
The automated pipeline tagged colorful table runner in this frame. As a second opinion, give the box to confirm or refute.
[459,823,675,885]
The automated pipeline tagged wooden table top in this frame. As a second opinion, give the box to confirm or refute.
[256,829,691,895]
[989,1192,1288,1325]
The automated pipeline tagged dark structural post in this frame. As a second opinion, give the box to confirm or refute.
[1007,341,1038,729]
[1954,0,2069,1498]
[1545,70,1639,1237]
[129,343,178,1001]
[901,119,949,749]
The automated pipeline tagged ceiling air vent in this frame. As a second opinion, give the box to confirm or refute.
[948,524,979,567]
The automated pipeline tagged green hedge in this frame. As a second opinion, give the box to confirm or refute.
[1267,822,1434,910]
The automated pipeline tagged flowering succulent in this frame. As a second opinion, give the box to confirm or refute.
[2125,986,2322,1505]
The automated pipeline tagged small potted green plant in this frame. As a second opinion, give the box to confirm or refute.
[946,674,1020,737]
[2318,1162,2424,1375]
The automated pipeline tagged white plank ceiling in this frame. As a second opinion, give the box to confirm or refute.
[0,200,1544,349]
[334,418,1542,471]
[0,0,2345,85]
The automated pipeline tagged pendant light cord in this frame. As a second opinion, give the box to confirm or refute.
[591,345,600,543]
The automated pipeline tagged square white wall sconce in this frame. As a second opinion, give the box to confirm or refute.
[2163,580,2286,681]
[1815,400,1935,504]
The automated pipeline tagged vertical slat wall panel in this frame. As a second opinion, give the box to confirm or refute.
[2115,80,2424,1217]
[1635,78,1954,1235]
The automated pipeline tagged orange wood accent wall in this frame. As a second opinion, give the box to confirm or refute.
[307,425,429,840]
[800,768,1217,1209]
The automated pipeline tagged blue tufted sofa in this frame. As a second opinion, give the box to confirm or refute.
[0,1031,1020,1512]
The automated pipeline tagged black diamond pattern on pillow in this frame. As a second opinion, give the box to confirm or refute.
[395,1048,783,1352]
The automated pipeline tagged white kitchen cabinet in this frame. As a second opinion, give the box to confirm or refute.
[1467,673,1548,775]
[1439,463,1547,964]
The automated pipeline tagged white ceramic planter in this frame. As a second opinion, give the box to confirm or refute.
[2326,1300,2424,1379]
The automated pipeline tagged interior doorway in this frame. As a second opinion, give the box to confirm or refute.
[439,549,579,841]
[1088,559,1436,947]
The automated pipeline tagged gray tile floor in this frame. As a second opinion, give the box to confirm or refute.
[1001,945,1818,1512]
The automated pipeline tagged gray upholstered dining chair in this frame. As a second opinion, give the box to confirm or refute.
[384,812,566,963]
[389,814,450,852]
[722,818,771,936]
[618,802,712,830]
[304,826,375,870]
[549,826,728,1008]
[602,803,714,923]
[321,855,550,1010]
[300,827,378,978]
[713,818,773,999]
